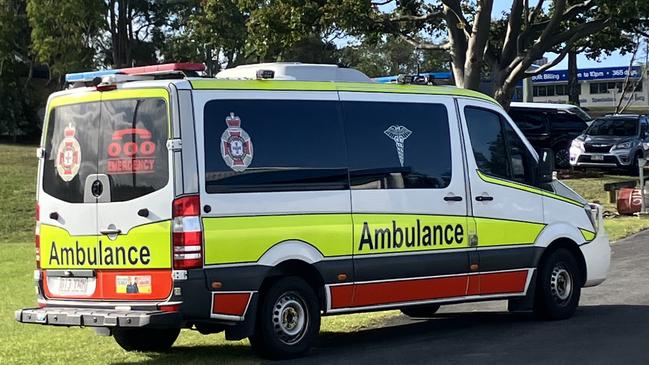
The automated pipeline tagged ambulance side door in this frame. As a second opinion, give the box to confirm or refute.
[336,92,471,310]
[457,98,543,297]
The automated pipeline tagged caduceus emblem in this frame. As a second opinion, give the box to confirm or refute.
[384,125,412,167]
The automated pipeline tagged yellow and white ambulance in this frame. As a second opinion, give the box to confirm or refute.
[16,62,610,359]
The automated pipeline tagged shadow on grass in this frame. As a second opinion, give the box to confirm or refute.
[112,305,649,365]
[111,343,259,365]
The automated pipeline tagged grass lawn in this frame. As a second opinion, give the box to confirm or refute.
[0,244,394,365]
[562,175,649,241]
[1,143,648,364]
[0,145,38,243]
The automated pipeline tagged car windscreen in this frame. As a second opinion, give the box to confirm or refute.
[42,98,168,203]
[585,118,638,137]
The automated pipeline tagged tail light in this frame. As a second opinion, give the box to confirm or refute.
[172,195,203,269]
[35,203,41,269]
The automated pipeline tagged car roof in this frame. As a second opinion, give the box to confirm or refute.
[509,102,582,110]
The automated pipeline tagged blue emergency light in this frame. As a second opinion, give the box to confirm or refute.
[65,69,121,83]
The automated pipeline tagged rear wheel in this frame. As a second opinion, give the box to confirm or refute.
[249,276,320,359]
[534,248,581,320]
[113,327,180,352]
[400,304,441,318]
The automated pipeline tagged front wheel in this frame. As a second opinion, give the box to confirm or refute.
[113,327,180,352]
[249,276,320,359]
[534,248,581,320]
[554,148,570,169]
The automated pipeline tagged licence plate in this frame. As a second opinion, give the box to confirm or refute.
[58,277,89,295]
[591,154,604,161]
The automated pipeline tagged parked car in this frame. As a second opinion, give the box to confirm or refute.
[569,114,649,173]
[508,102,592,168]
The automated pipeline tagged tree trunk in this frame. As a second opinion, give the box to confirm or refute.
[490,65,511,108]
[493,75,517,111]
[567,49,580,106]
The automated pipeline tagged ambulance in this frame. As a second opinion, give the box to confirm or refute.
[16,62,611,359]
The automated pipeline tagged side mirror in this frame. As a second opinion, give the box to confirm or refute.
[537,148,555,184]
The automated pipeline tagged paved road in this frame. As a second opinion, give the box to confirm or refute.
[287,230,649,365]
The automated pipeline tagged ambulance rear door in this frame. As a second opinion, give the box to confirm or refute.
[95,89,174,301]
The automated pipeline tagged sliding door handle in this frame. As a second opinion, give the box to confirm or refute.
[475,195,494,202]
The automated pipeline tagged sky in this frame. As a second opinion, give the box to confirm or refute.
[490,2,634,71]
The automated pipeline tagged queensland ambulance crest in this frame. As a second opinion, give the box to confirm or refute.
[220,113,253,172]
[56,123,81,182]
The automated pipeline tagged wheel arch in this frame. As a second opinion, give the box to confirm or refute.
[259,259,326,310]
[536,237,587,287]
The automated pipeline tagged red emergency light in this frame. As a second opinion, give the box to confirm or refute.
[65,62,206,83]
[120,63,206,75]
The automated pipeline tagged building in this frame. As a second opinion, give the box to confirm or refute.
[528,65,647,110]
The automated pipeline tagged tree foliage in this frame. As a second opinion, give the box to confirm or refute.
[6,0,649,141]
[27,0,104,78]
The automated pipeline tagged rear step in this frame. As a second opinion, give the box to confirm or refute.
[16,307,180,328]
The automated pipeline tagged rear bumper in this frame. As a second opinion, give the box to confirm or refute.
[15,307,181,328]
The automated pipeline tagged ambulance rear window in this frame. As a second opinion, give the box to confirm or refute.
[42,103,100,203]
[98,98,168,202]
[41,98,168,203]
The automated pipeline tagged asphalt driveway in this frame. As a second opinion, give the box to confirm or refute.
[288,230,649,365]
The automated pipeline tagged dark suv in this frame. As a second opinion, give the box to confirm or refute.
[569,114,649,172]
[508,102,591,168]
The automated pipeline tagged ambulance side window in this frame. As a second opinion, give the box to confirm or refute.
[42,103,100,203]
[465,106,536,185]
[464,107,509,179]
[342,101,452,189]
[202,99,348,193]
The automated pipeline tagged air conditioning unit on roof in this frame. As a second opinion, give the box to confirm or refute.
[215,62,374,83]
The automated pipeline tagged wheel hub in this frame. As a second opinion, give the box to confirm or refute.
[272,292,308,345]
[550,264,573,303]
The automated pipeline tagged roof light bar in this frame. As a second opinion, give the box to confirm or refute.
[65,63,206,83]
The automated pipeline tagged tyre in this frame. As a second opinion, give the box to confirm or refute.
[400,304,441,318]
[249,276,321,359]
[554,147,570,169]
[534,248,581,320]
[113,327,180,352]
[627,152,642,176]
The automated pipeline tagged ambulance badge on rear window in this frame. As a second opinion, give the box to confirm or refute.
[220,113,253,172]
[384,125,412,167]
[56,123,81,181]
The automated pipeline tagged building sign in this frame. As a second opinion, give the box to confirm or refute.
[532,66,642,83]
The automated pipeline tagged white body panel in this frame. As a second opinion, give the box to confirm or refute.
[456,98,545,237]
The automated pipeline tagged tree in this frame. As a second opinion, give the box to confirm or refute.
[27,0,105,81]
[339,35,449,77]
[0,0,39,142]
[329,0,649,107]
